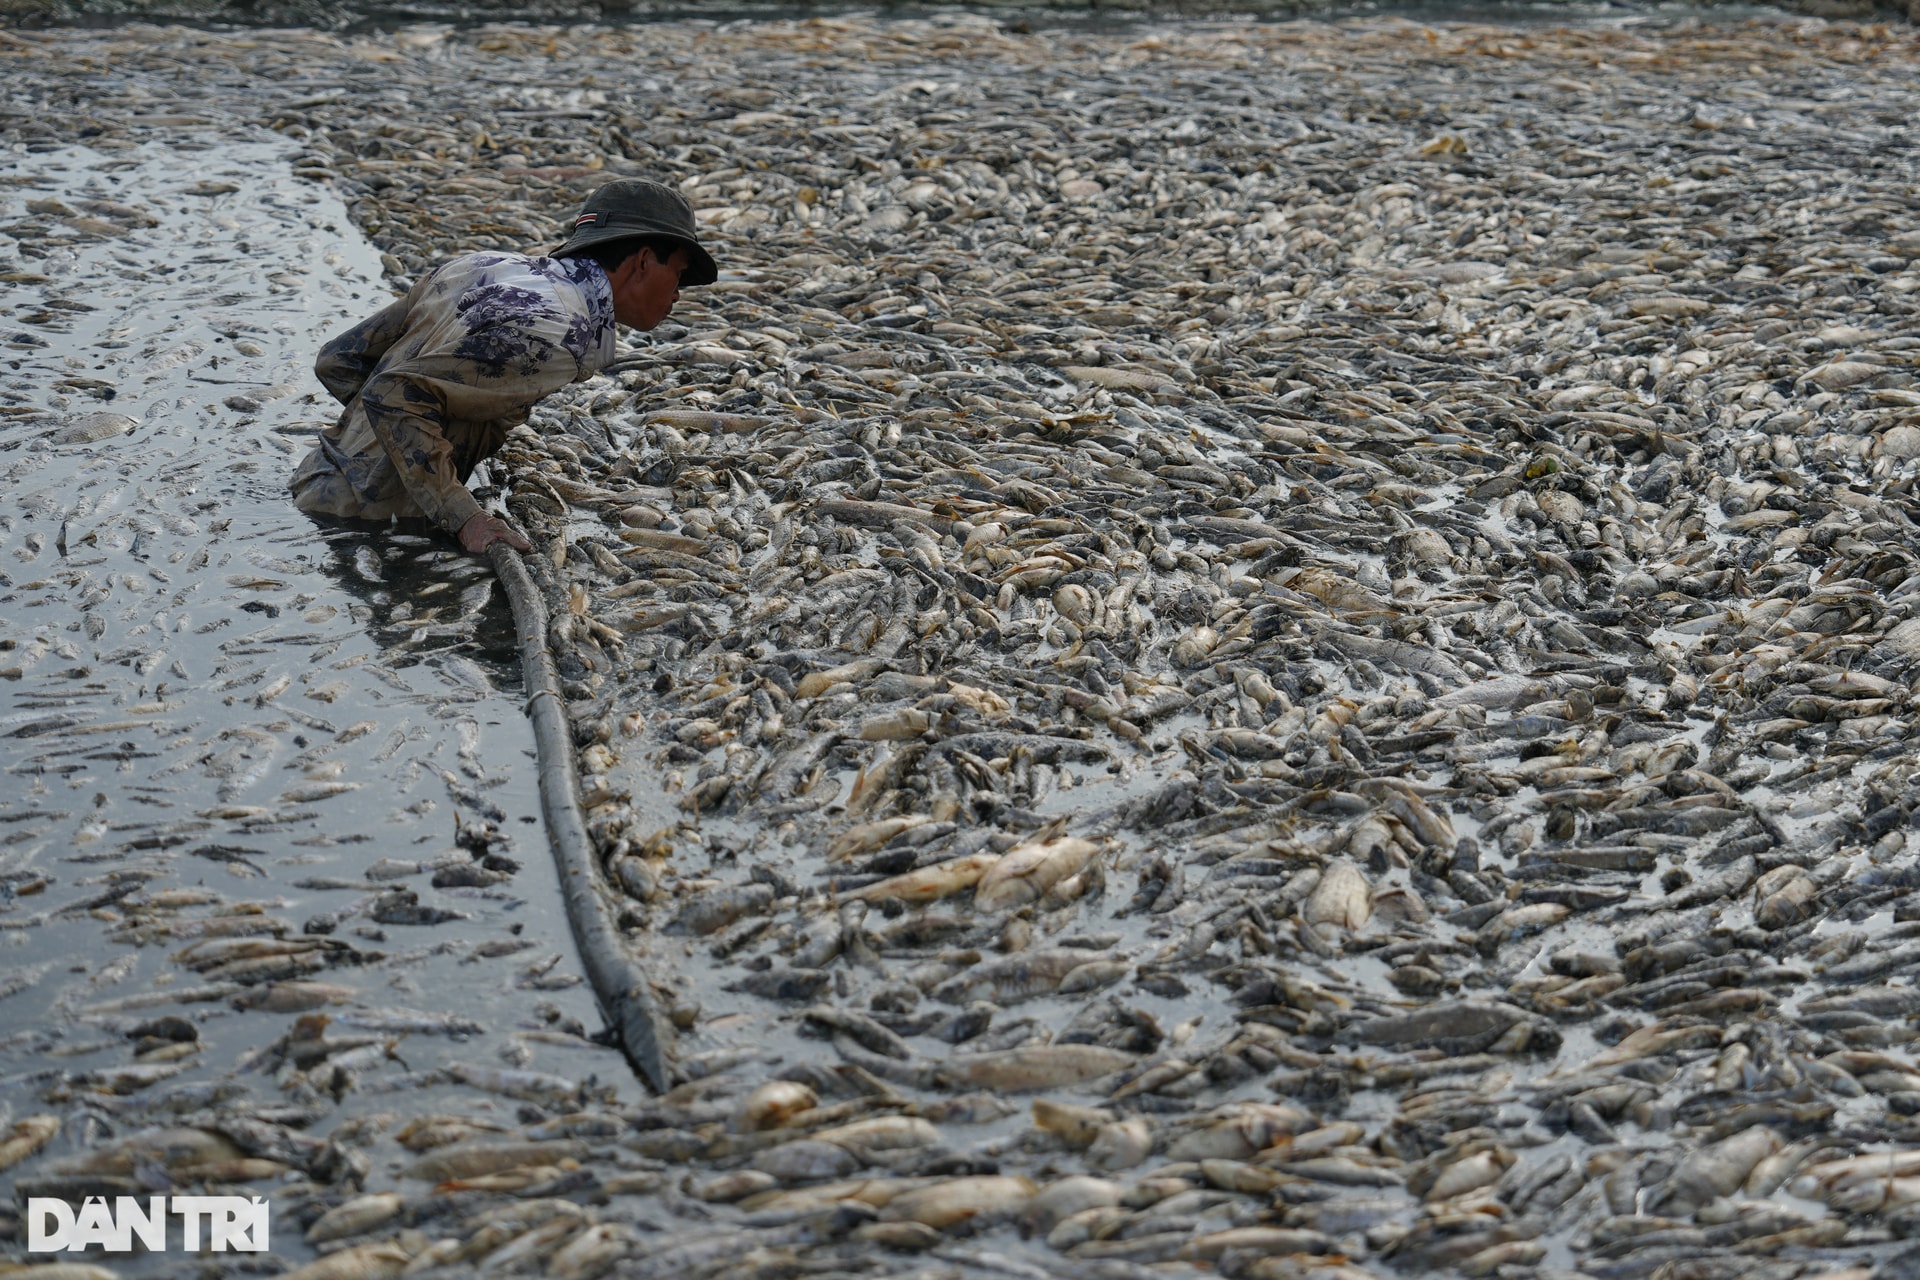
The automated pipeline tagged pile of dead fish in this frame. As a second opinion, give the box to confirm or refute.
[6,10,1920,1280]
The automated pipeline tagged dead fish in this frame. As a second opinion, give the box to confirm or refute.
[1301,858,1370,932]
[230,982,358,1013]
[305,1191,405,1244]
[64,20,1920,1280]
[973,832,1101,913]
[53,412,139,445]
[401,1138,588,1182]
[273,1241,414,1280]
[878,1174,1037,1229]
[852,852,1000,905]
[934,1045,1136,1092]
[933,949,1117,1006]
[0,1115,61,1172]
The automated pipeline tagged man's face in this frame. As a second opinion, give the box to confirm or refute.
[610,247,690,330]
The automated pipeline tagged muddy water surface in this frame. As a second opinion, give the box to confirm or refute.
[0,137,626,1268]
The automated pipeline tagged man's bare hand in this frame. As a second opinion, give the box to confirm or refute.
[459,513,532,555]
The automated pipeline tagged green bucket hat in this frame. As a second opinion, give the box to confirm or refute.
[551,178,718,287]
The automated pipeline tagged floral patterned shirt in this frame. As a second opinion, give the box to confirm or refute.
[290,252,617,535]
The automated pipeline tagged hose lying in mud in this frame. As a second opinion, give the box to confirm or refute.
[489,542,677,1094]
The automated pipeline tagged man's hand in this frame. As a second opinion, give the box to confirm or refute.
[459,512,532,555]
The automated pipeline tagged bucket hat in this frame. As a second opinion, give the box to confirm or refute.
[551,178,718,286]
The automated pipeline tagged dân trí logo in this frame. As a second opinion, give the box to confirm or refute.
[28,1196,270,1253]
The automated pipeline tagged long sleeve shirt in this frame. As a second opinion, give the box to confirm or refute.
[289,251,618,535]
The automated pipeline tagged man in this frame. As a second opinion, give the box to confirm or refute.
[289,178,718,553]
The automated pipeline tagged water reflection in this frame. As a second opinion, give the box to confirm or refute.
[297,513,526,689]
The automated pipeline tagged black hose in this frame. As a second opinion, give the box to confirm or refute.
[489,542,676,1093]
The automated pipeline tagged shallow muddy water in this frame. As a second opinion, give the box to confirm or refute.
[0,137,629,1269]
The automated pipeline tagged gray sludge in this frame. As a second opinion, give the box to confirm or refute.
[4,11,1920,1280]
[0,130,621,1278]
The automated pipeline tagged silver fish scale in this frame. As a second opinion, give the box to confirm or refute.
[6,11,1920,1280]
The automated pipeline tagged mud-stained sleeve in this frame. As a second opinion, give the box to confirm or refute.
[314,293,416,407]
[358,345,582,537]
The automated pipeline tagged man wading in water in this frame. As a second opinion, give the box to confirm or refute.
[289,179,718,553]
